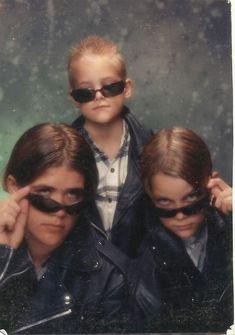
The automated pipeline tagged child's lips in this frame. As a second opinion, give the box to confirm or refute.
[41,223,64,230]
[175,223,194,231]
[93,105,109,111]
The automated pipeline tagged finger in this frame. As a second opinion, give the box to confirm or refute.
[11,186,31,203]
[6,200,21,213]
[12,199,29,248]
[0,212,17,232]
[211,171,220,178]
[221,198,232,214]
[214,193,232,214]
[207,177,230,192]
[2,198,22,216]
[214,189,232,203]
[16,199,29,230]
[221,194,232,213]
[208,184,221,200]
[0,199,22,232]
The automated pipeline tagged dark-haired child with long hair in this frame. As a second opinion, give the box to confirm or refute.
[132,127,232,332]
[0,123,129,334]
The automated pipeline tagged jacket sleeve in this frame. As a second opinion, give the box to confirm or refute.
[95,240,133,331]
[128,248,162,317]
[0,244,15,283]
[0,244,32,287]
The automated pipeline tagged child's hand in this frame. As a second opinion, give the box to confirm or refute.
[0,186,30,249]
[207,172,232,215]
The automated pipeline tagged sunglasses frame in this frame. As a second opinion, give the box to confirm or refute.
[70,80,125,103]
[154,197,209,218]
[27,193,86,215]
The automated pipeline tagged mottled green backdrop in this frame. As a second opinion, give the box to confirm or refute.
[0,0,232,197]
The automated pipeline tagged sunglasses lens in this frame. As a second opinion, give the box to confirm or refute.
[154,197,209,218]
[101,81,125,97]
[182,198,208,216]
[71,81,125,103]
[154,207,177,218]
[28,194,60,213]
[28,193,86,216]
[71,89,94,103]
[66,201,86,215]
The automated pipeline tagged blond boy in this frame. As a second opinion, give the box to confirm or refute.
[68,36,151,257]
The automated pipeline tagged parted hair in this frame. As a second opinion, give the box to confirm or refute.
[3,123,98,199]
[67,35,127,89]
[141,127,212,195]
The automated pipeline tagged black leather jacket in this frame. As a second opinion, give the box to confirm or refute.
[72,106,152,258]
[0,219,130,334]
[131,208,233,333]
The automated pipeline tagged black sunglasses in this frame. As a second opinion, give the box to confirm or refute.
[154,197,209,218]
[70,80,125,103]
[27,193,86,216]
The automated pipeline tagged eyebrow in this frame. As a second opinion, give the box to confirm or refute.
[31,185,84,193]
[154,190,198,202]
[66,188,84,194]
[31,185,54,192]
[78,77,120,86]
[77,81,92,87]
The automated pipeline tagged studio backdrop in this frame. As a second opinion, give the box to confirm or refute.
[0,0,232,196]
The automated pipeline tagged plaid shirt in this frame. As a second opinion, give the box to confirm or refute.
[80,121,130,233]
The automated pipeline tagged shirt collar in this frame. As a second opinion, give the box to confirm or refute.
[80,120,130,162]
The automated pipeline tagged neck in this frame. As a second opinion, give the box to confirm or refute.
[85,118,124,159]
[26,239,55,267]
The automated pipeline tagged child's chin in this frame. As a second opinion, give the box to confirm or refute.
[174,228,196,240]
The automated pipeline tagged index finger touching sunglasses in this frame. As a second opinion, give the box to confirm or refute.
[27,193,87,215]
[207,175,232,214]
[0,186,30,248]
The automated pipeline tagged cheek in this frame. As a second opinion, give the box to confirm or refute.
[27,206,48,221]
[160,213,205,228]
[65,216,77,231]
[79,103,90,113]
[192,213,205,226]
[160,218,173,228]
[25,207,46,233]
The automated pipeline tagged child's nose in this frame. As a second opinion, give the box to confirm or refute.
[175,211,187,220]
[54,208,66,217]
[95,90,105,100]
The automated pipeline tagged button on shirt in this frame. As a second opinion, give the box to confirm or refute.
[80,121,130,233]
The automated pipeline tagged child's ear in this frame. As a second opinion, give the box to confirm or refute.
[68,91,81,109]
[124,79,133,99]
[6,175,19,194]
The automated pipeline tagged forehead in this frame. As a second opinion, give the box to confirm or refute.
[71,54,122,84]
[30,166,84,190]
[150,173,194,200]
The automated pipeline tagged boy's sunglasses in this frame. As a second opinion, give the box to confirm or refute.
[27,193,86,216]
[154,197,209,218]
[70,80,125,103]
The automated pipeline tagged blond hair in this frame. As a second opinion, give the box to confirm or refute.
[67,35,127,89]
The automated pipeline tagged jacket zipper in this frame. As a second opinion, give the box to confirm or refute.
[0,248,32,287]
[0,265,32,288]
[0,247,14,281]
[14,309,72,333]
[90,221,109,240]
